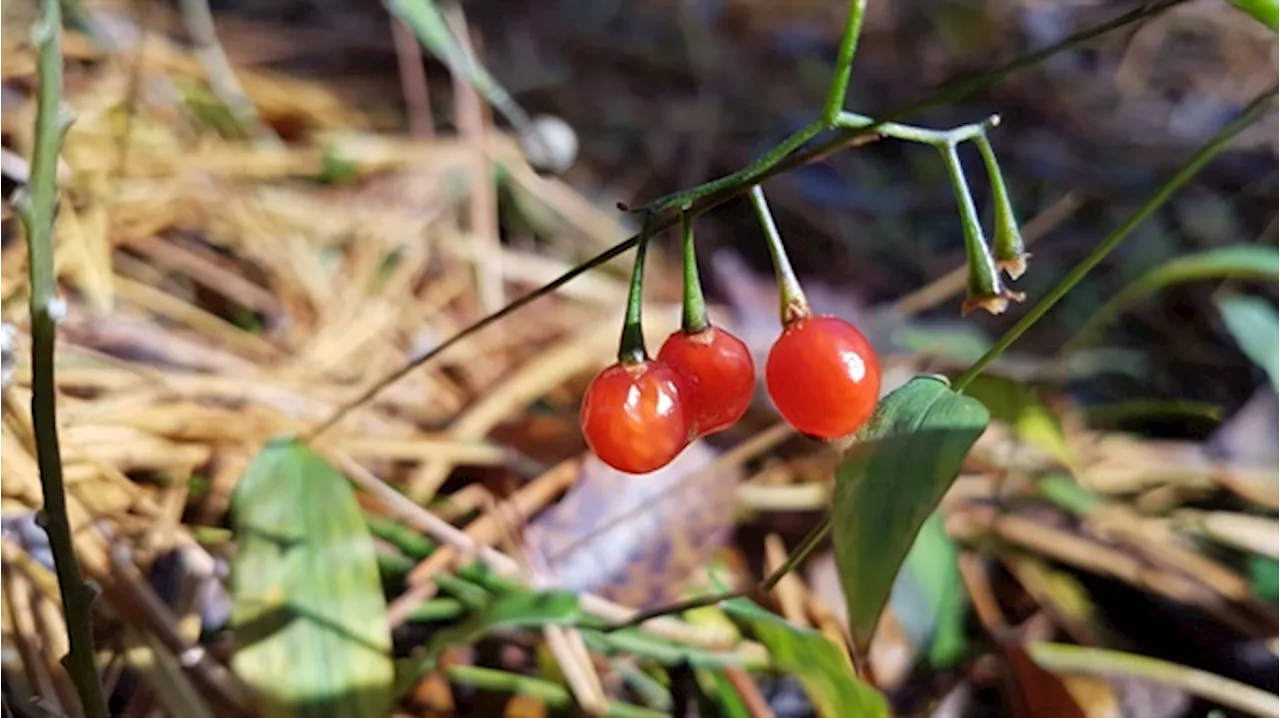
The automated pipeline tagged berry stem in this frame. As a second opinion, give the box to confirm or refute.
[953,86,1277,391]
[618,213,654,365]
[748,185,810,325]
[974,133,1028,279]
[939,141,1018,316]
[301,2,1182,442]
[679,210,710,334]
[833,111,997,147]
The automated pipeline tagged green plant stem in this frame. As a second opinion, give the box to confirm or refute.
[618,213,654,364]
[820,0,867,123]
[974,132,1027,276]
[303,0,1179,442]
[16,2,109,717]
[680,210,710,333]
[834,111,996,146]
[883,0,1189,122]
[608,515,831,631]
[938,141,1010,313]
[643,0,1174,215]
[748,185,809,324]
[952,87,1278,391]
[1027,643,1279,718]
[444,665,666,718]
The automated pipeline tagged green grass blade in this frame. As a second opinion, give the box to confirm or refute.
[230,439,394,718]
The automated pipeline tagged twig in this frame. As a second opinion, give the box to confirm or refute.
[953,86,1278,391]
[301,0,1174,440]
[1027,642,1279,718]
[13,2,109,715]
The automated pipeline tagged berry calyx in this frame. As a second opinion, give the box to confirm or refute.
[658,326,755,435]
[580,360,692,474]
[765,315,881,440]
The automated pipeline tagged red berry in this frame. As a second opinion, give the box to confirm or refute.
[580,360,692,474]
[658,326,755,435]
[765,315,881,439]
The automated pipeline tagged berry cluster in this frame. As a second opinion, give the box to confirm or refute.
[580,203,882,475]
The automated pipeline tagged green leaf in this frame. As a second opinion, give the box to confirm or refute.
[900,514,968,667]
[965,375,1072,466]
[1230,0,1278,30]
[230,439,393,718]
[1070,245,1280,350]
[722,598,888,718]
[1216,293,1280,391]
[422,589,583,665]
[385,0,531,132]
[832,375,990,655]
[1248,556,1279,603]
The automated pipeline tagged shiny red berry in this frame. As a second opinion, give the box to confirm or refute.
[580,360,692,474]
[765,315,881,439]
[658,326,755,435]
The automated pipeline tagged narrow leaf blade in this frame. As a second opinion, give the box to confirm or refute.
[1216,293,1280,391]
[231,439,394,718]
[722,598,888,718]
[832,375,990,655]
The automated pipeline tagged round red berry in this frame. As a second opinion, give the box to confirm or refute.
[765,315,881,439]
[580,360,692,474]
[658,326,755,435]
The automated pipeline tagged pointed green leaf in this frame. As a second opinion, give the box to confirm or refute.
[1230,0,1278,30]
[1216,293,1280,391]
[722,598,888,718]
[900,513,968,667]
[832,375,990,655]
[230,439,393,718]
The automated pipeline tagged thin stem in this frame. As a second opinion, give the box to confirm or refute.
[301,236,641,441]
[760,514,832,591]
[679,210,709,333]
[834,111,997,146]
[953,87,1277,391]
[938,141,1017,316]
[748,185,809,324]
[642,0,1178,216]
[645,119,825,214]
[618,214,654,364]
[607,515,832,631]
[302,2,1178,442]
[882,0,1189,123]
[973,132,1027,278]
[820,0,867,124]
[16,2,109,716]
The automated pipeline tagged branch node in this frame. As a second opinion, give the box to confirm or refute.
[56,104,76,136]
[46,297,68,323]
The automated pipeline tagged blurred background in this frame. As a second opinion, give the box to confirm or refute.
[1,0,1277,716]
